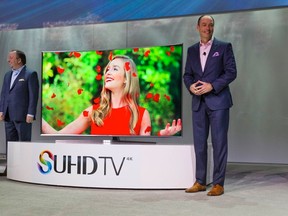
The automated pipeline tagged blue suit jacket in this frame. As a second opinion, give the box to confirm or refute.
[183,38,237,111]
[0,66,39,121]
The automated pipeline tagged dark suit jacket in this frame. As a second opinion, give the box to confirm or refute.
[0,65,39,121]
[183,38,237,111]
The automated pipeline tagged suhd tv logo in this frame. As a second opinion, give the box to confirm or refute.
[38,150,53,174]
[37,150,128,176]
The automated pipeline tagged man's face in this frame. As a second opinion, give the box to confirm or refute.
[197,16,214,42]
[7,51,22,70]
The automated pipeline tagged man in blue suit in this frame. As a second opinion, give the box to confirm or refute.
[0,50,39,176]
[183,15,237,196]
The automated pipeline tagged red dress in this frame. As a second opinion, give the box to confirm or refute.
[91,106,146,135]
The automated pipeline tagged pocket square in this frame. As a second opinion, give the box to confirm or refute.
[19,79,25,81]
[212,52,219,57]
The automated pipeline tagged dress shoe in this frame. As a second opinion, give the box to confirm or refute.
[207,184,224,196]
[185,182,206,193]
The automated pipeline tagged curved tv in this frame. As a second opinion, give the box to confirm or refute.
[41,44,182,137]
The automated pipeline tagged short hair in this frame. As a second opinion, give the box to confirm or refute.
[197,15,215,26]
[11,49,26,65]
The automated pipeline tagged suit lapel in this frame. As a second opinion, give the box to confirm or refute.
[10,66,25,90]
[193,43,203,75]
[203,39,219,73]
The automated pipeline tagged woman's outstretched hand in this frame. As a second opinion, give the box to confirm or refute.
[159,119,182,136]
[42,118,57,134]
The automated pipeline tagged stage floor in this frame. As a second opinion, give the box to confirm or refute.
[1,162,288,216]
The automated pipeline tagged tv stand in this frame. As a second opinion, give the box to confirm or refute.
[110,136,156,144]
[112,136,120,142]
[7,141,200,189]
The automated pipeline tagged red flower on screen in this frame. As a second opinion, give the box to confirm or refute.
[145,126,151,133]
[164,94,171,101]
[96,74,102,81]
[150,83,154,87]
[153,93,160,102]
[125,62,131,72]
[108,52,113,61]
[77,89,83,95]
[170,46,175,52]
[73,52,81,58]
[96,65,102,73]
[166,51,171,56]
[93,104,100,110]
[93,97,100,104]
[144,50,150,57]
[133,48,139,52]
[51,93,56,98]
[146,92,153,99]
[57,119,65,127]
[83,110,89,117]
[57,66,65,74]
[69,52,81,58]
[46,106,54,110]
[96,51,103,55]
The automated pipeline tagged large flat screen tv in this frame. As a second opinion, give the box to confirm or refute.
[41,44,182,137]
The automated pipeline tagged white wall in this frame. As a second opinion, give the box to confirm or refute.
[1,8,288,163]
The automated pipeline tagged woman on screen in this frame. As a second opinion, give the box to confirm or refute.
[42,55,181,136]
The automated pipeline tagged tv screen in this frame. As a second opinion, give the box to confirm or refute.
[41,44,183,137]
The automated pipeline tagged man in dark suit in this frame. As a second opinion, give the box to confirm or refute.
[0,49,39,176]
[183,15,237,196]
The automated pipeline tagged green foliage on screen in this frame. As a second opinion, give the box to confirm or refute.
[42,44,182,136]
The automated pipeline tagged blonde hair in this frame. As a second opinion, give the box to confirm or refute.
[92,55,140,134]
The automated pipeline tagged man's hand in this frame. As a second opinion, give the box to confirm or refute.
[0,112,4,121]
[190,80,213,95]
[26,115,34,123]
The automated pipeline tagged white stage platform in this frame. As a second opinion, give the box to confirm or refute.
[7,141,198,189]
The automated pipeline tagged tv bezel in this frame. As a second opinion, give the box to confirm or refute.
[40,43,183,139]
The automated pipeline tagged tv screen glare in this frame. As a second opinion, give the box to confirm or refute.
[41,44,183,137]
